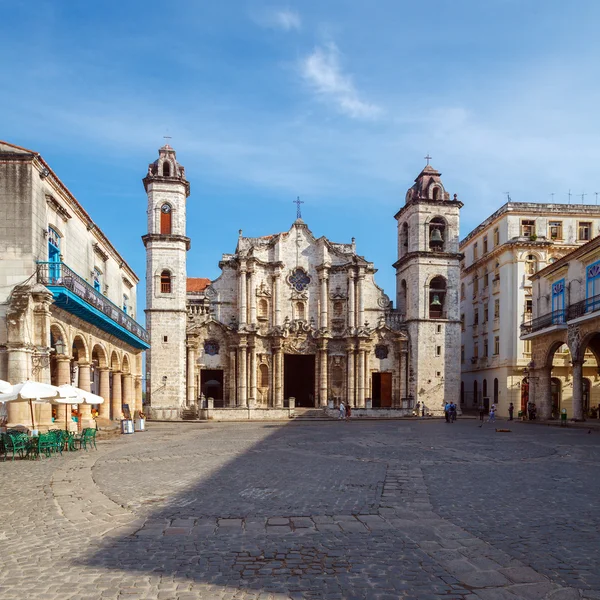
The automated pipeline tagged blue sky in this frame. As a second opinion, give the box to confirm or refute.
[3,1,600,320]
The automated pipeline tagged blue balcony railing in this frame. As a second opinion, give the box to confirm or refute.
[37,262,149,349]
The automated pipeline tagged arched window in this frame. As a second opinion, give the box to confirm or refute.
[162,161,171,177]
[160,270,172,293]
[400,222,409,255]
[428,276,447,319]
[160,203,172,234]
[428,217,445,251]
[525,254,538,275]
[432,186,440,200]
[295,301,305,320]
[258,298,269,320]
[493,378,499,404]
[398,279,407,314]
[259,364,269,388]
[460,282,465,300]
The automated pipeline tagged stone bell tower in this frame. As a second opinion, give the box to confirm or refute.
[393,161,463,414]
[142,145,190,419]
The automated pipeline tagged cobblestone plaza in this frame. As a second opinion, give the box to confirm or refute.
[1,420,599,600]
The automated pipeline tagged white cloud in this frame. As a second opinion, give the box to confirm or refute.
[300,43,382,120]
[273,9,301,31]
[256,8,301,31]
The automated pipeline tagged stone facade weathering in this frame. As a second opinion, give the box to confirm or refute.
[0,140,147,430]
[143,147,462,419]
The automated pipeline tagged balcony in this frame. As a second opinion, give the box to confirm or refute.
[37,262,150,350]
[385,310,405,331]
[520,309,566,336]
[567,293,600,321]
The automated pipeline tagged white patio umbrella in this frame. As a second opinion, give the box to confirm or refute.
[0,381,77,431]
[56,385,104,430]
[0,380,12,394]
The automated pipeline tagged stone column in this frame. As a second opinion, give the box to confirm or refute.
[273,343,283,407]
[186,343,197,406]
[239,264,247,325]
[238,340,247,407]
[98,368,110,419]
[111,370,122,420]
[364,350,370,403]
[319,343,328,407]
[249,270,257,325]
[56,355,71,385]
[273,271,281,328]
[357,348,365,408]
[346,345,355,407]
[134,376,143,414]
[399,348,408,404]
[572,360,584,420]
[357,270,365,328]
[123,374,133,412]
[249,345,257,407]
[77,362,93,427]
[536,367,552,420]
[229,349,237,406]
[319,269,329,329]
[348,271,356,330]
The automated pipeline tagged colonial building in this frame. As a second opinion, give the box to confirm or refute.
[460,202,600,416]
[0,141,149,429]
[522,235,600,420]
[143,146,462,419]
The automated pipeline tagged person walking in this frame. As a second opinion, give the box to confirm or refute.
[345,402,352,421]
[508,402,514,421]
[450,402,457,422]
[339,401,346,420]
[488,404,496,423]
[478,403,485,423]
[415,401,421,417]
[444,402,450,423]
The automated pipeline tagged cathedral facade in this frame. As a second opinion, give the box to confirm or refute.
[143,146,461,419]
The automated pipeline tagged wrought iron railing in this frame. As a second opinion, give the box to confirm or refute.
[567,293,600,321]
[37,262,149,343]
[520,309,566,335]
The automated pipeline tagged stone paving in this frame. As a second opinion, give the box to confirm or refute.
[1,419,599,599]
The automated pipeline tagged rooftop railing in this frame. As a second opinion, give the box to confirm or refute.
[37,261,149,344]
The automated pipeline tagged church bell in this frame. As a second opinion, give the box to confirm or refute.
[431,294,442,306]
[430,228,443,243]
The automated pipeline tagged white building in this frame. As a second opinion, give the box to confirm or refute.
[143,147,462,419]
[0,140,148,429]
[460,202,600,416]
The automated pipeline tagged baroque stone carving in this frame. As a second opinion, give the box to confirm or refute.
[378,294,391,308]
[256,281,272,297]
[330,286,347,300]
[568,324,582,359]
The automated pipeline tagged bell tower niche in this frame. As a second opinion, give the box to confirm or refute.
[142,144,191,419]
[393,160,463,414]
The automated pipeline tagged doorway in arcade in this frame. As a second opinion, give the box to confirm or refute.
[284,354,315,407]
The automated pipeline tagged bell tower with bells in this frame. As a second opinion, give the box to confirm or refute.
[393,158,463,414]
[142,143,191,419]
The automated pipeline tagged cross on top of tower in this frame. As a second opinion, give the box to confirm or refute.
[424,153,432,166]
[293,196,304,220]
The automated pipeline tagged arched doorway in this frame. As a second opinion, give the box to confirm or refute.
[583,378,591,416]
[493,378,499,405]
[550,377,562,419]
[473,380,478,409]
[460,381,465,406]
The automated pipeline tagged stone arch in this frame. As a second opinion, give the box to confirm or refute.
[110,350,121,372]
[426,216,446,252]
[71,334,89,363]
[575,330,600,365]
[400,221,409,255]
[91,343,109,369]
[428,182,445,200]
[543,338,570,369]
[122,353,131,374]
[162,159,171,177]
[50,322,68,352]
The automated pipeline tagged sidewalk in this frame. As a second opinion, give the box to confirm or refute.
[507,417,600,431]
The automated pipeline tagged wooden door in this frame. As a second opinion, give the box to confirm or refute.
[380,373,392,407]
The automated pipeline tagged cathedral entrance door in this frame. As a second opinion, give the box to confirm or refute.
[284,354,315,407]
[372,372,392,408]
[201,369,224,407]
